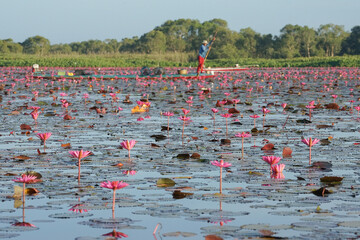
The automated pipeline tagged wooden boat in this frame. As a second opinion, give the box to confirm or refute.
[32,72,215,80]
[205,67,249,72]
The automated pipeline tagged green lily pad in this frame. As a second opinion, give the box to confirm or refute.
[156,178,176,187]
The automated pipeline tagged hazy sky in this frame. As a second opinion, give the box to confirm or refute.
[2,0,359,44]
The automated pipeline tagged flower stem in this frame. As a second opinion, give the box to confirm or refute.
[112,189,116,218]
[219,167,223,194]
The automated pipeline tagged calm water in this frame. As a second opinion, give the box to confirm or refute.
[0,67,360,239]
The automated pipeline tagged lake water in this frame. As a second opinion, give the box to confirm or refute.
[0,67,360,239]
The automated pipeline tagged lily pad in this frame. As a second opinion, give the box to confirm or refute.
[156,178,176,187]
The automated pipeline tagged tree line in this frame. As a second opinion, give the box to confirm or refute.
[1,18,359,59]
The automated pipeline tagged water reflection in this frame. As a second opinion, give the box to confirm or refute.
[12,203,37,228]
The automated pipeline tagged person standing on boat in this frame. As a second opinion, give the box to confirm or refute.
[197,37,215,76]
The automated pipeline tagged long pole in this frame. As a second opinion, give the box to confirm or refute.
[204,31,217,63]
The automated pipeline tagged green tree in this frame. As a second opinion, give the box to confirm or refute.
[275,24,302,58]
[256,34,274,58]
[22,36,50,55]
[299,26,317,57]
[119,37,139,52]
[50,44,72,54]
[341,26,360,55]
[139,30,166,54]
[317,24,349,56]
[235,27,259,58]
[104,39,121,53]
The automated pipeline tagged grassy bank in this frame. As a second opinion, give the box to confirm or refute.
[1,53,360,68]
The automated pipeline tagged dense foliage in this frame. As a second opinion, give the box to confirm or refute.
[1,19,359,60]
[1,53,359,67]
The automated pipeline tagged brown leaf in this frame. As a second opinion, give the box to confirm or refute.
[10,111,20,115]
[228,108,240,114]
[282,147,292,158]
[191,153,201,159]
[64,114,74,120]
[205,235,224,240]
[150,143,160,148]
[325,103,340,110]
[61,143,71,149]
[172,190,194,199]
[261,143,274,150]
[320,176,343,183]
[20,124,31,130]
[259,229,275,236]
[13,155,31,160]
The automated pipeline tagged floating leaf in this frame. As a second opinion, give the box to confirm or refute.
[13,155,31,160]
[20,124,31,130]
[162,231,196,237]
[177,154,190,160]
[172,190,193,199]
[282,147,292,158]
[316,125,333,129]
[61,143,71,148]
[312,187,332,197]
[205,235,224,240]
[157,178,176,187]
[13,186,39,198]
[320,176,343,183]
[248,171,263,176]
[261,143,274,150]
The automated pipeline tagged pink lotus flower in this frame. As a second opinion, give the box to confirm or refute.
[179,115,191,144]
[120,140,136,159]
[281,103,287,109]
[211,108,219,113]
[29,106,40,111]
[271,164,285,173]
[211,159,232,168]
[13,174,39,203]
[262,108,270,115]
[250,114,260,128]
[301,137,320,165]
[30,111,39,122]
[182,109,190,115]
[220,113,233,118]
[301,137,320,147]
[179,116,191,121]
[220,113,233,137]
[355,106,360,116]
[69,149,93,182]
[122,170,137,176]
[36,132,52,152]
[235,132,252,159]
[163,112,174,135]
[163,112,174,117]
[331,94,338,103]
[12,174,38,184]
[211,160,231,194]
[101,180,129,215]
[262,156,281,166]
[101,180,129,190]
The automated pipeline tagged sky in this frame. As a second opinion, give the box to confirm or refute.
[1,0,359,44]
